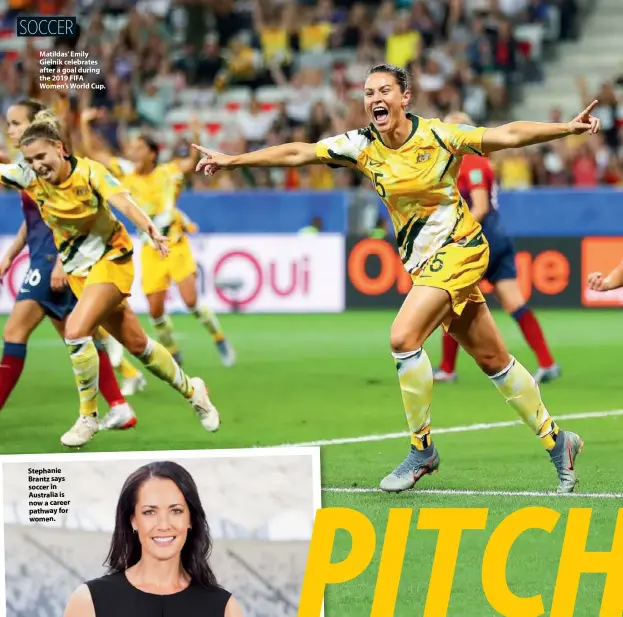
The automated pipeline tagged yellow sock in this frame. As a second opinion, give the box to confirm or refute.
[151,314,180,355]
[392,348,433,451]
[118,356,141,380]
[65,337,99,417]
[137,338,193,398]
[191,304,224,342]
[490,356,560,450]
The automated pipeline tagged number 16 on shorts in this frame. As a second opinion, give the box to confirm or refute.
[23,268,42,288]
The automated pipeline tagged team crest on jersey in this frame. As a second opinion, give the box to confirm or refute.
[416,152,431,163]
[75,187,89,196]
[469,169,483,184]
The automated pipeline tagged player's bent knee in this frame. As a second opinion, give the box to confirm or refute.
[63,322,89,341]
[502,300,525,315]
[475,350,512,376]
[125,329,149,357]
[148,308,165,321]
[3,322,30,344]
[390,329,424,354]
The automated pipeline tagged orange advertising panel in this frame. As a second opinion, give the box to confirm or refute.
[581,237,623,307]
[346,237,582,309]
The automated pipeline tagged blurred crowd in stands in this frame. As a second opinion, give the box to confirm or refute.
[0,0,621,191]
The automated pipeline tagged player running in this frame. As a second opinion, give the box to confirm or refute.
[433,112,560,385]
[0,111,220,447]
[192,64,600,494]
[79,109,235,369]
[0,99,138,427]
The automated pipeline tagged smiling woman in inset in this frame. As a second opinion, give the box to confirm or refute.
[63,461,243,617]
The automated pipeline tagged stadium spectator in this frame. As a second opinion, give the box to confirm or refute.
[194,34,225,86]
[0,0,610,195]
[576,77,622,153]
[235,94,277,149]
[386,11,422,68]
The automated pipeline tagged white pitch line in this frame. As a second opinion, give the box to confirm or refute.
[277,409,623,448]
[322,487,623,499]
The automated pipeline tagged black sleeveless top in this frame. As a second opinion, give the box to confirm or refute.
[86,572,232,617]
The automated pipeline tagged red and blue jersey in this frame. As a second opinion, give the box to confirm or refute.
[20,190,58,263]
[12,153,57,263]
[457,154,507,244]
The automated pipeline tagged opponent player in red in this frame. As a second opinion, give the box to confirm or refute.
[433,112,560,385]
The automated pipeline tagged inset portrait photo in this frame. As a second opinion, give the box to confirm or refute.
[2,447,320,617]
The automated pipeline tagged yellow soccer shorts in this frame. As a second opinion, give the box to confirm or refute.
[141,235,197,296]
[411,233,490,329]
[67,255,135,300]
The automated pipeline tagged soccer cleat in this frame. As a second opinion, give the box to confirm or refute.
[216,338,236,367]
[60,415,99,447]
[190,377,220,431]
[380,443,440,492]
[549,430,583,494]
[433,368,457,383]
[100,402,137,430]
[173,352,184,367]
[534,364,561,384]
[120,373,147,397]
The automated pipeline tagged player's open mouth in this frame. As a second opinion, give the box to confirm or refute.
[373,106,389,126]
[152,536,175,545]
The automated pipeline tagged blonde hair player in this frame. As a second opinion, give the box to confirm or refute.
[0,112,220,447]
[80,110,236,370]
[192,63,601,494]
[0,99,138,429]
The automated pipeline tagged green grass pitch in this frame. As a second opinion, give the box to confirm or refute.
[1,309,621,616]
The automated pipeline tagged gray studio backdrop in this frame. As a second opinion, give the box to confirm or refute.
[3,453,316,617]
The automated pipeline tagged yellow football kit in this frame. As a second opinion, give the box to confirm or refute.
[316,113,490,324]
[0,155,134,298]
[106,158,197,295]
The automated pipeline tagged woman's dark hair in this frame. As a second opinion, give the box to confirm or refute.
[366,64,410,93]
[137,133,160,163]
[14,98,48,122]
[19,110,63,147]
[105,461,219,589]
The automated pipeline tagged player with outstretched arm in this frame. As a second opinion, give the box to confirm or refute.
[191,64,601,494]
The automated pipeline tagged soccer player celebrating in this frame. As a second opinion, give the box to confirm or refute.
[0,99,138,428]
[433,112,560,385]
[80,109,236,369]
[0,111,220,447]
[192,64,601,494]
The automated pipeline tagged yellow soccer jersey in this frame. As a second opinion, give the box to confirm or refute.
[107,158,186,243]
[0,156,132,276]
[316,114,488,273]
